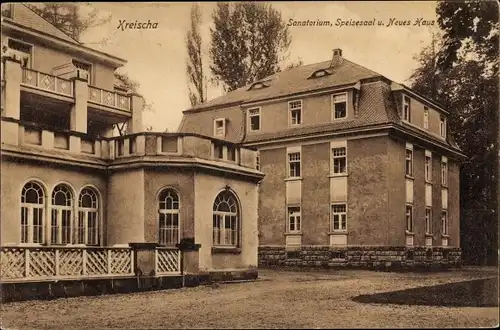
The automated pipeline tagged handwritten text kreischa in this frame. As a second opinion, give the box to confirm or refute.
[287,18,435,27]
[117,20,159,31]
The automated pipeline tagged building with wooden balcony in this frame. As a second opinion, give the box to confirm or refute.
[179,48,466,269]
[0,4,264,301]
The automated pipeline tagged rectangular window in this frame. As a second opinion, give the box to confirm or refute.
[214,118,225,137]
[227,145,236,161]
[214,142,224,159]
[331,204,347,231]
[332,93,347,119]
[72,59,92,83]
[423,106,429,129]
[440,115,447,138]
[425,155,432,182]
[406,205,413,232]
[289,100,302,125]
[441,161,448,186]
[288,152,301,178]
[405,148,413,176]
[332,147,347,174]
[425,207,432,234]
[8,39,32,68]
[256,153,260,171]
[287,207,301,232]
[403,95,411,122]
[248,108,260,131]
[441,211,448,235]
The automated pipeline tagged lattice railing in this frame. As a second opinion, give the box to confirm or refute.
[88,86,131,111]
[21,68,73,97]
[155,248,181,275]
[0,246,134,282]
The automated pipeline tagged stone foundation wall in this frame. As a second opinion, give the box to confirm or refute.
[258,245,462,270]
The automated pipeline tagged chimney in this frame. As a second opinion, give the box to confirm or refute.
[330,48,343,67]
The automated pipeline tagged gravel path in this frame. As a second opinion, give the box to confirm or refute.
[1,267,498,329]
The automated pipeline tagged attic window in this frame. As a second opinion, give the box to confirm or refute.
[248,80,271,91]
[309,69,332,79]
[214,118,226,137]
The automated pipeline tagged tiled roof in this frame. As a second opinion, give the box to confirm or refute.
[187,58,381,112]
[8,4,81,45]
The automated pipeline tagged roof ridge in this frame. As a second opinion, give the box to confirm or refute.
[21,3,81,45]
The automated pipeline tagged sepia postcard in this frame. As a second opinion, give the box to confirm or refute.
[0,1,498,329]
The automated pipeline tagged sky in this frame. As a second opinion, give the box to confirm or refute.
[79,1,441,132]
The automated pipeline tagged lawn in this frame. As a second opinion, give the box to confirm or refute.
[1,267,498,329]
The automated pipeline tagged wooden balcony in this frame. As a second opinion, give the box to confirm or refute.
[88,85,131,112]
[21,68,73,97]
[0,246,134,282]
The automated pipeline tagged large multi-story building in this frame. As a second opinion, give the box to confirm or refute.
[179,48,465,268]
[0,3,263,300]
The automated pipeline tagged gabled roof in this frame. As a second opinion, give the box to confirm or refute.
[185,58,381,112]
[7,3,81,45]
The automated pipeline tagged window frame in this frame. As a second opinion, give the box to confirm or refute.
[212,190,240,247]
[423,106,429,129]
[50,184,74,245]
[441,161,448,186]
[332,146,347,175]
[21,181,46,244]
[287,151,301,178]
[439,115,447,138]
[425,154,432,182]
[405,148,413,177]
[405,204,413,233]
[213,118,226,137]
[287,206,301,233]
[441,210,448,235]
[76,187,100,246]
[248,107,261,132]
[331,203,347,232]
[425,207,432,234]
[403,95,411,122]
[158,188,180,246]
[288,100,302,126]
[332,92,348,120]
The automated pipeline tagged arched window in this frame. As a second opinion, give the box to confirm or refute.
[158,189,180,245]
[50,184,73,244]
[21,181,45,243]
[77,187,99,245]
[213,190,239,246]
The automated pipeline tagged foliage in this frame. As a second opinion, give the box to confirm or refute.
[185,4,206,106]
[29,3,111,42]
[209,2,291,92]
[410,0,499,265]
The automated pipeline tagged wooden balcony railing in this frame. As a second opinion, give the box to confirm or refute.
[154,247,181,275]
[21,68,73,97]
[88,86,131,111]
[0,246,134,282]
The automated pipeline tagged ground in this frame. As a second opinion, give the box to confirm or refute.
[1,267,498,329]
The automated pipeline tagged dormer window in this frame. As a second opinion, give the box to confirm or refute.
[288,100,302,126]
[72,60,92,83]
[248,80,271,91]
[403,95,411,122]
[308,69,332,79]
[440,115,446,138]
[214,118,226,137]
[332,93,347,120]
[248,107,260,132]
